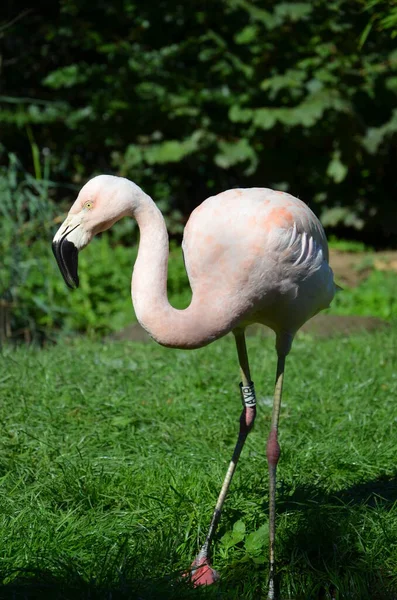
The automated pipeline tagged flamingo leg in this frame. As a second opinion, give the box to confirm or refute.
[267,354,286,600]
[190,330,257,586]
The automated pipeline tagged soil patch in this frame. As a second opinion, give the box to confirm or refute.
[109,314,388,343]
[329,249,397,287]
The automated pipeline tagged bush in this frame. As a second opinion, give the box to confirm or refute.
[0,152,60,342]
[2,0,397,243]
[1,153,396,344]
[0,154,190,342]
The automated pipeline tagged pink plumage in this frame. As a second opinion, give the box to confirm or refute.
[53,175,336,599]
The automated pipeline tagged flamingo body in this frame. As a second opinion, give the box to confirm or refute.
[52,176,337,599]
[52,176,335,351]
[182,187,334,352]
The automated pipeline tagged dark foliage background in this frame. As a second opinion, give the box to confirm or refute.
[1,0,397,342]
[2,0,397,243]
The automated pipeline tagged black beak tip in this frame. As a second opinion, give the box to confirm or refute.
[52,239,79,289]
[66,273,79,290]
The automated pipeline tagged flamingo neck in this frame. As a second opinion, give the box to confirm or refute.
[130,193,232,349]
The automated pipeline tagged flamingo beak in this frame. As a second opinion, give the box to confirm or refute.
[52,219,81,289]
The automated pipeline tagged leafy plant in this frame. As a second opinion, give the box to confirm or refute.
[0,152,191,341]
[360,0,397,44]
[220,520,269,565]
[1,149,396,344]
[1,0,397,241]
[0,151,59,342]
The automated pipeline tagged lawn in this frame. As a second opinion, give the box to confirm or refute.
[0,324,396,599]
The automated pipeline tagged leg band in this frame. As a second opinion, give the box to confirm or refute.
[239,381,256,407]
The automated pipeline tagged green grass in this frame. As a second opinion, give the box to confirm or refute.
[330,270,397,320]
[0,325,397,599]
[328,237,372,253]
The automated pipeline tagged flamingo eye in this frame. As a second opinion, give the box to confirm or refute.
[84,201,94,210]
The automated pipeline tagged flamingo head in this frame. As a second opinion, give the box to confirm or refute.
[52,175,140,288]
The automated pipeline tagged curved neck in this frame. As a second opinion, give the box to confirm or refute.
[131,192,233,349]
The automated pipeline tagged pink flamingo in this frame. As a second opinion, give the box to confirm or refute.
[52,175,336,599]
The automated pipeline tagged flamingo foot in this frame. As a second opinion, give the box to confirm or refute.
[189,555,219,587]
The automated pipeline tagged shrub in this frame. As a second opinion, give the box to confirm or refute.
[1,153,396,344]
[2,0,397,242]
[0,154,190,342]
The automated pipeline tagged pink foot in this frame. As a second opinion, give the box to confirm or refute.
[190,556,219,587]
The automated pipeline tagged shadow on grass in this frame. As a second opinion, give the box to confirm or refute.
[0,568,212,600]
[272,475,397,599]
[0,565,266,600]
[282,475,397,509]
[1,477,397,600]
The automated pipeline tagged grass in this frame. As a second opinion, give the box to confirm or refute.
[328,237,372,253]
[330,270,397,320]
[0,324,397,599]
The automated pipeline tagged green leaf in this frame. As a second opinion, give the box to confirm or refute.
[143,131,208,165]
[232,520,246,538]
[220,520,246,549]
[229,105,253,123]
[327,150,348,183]
[362,109,397,153]
[386,77,397,94]
[65,107,94,129]
[274,3,312,22]
[214,139,258,175]
[232,1,280,30]
[245,524,268,556]
[389,48,397,65]
[43,65,87,89]
[234,25,258,45]
[252,109,278,130]
[250,90,351,131]
[260,69,306,101]
[252,553,267,564]
[321,206,364,230]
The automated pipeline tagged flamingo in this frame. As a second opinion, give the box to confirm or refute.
[52,175,336,599]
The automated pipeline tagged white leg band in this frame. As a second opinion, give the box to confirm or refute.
[240,382,256,407]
